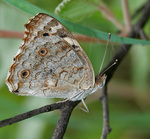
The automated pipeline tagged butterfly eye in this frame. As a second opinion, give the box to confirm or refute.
[38,48,48,56]
[21,69,30,79]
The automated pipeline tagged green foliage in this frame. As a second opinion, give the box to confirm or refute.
[3,0,150,45]
[55,0,99,22]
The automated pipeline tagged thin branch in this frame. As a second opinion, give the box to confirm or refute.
[0,29,126,43]
[121,0,132,32]
[97,43,131,139]
[100,86,111,139]
[131,2,146,19]
[0,30,106,43]
[52,101,79,139]
[98,5,126,33]
[139,29,149,40]
[0,30,23,38]
[0,102,60,128]
[0,100,79,128]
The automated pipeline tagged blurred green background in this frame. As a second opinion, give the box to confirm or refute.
[0,0,150,139]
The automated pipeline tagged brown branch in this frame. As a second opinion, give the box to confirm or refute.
[0,101,61,128]
[0,30,23,38]
[100,86,111,139]
[98,5,126,32]
[52,101,79,139]
[131,2,146,19]
[0,100,79,128]
[139,29,149,40]
[0,30,104,43]
[121,0,132,32]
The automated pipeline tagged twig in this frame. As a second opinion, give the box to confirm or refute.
[0,30,106,43]
[0,102,60,128]
[0,100,79,128]
[139,29,149,40]
[0,30,23,38]
[131,2,146,19]
[100,86,111,139]
[121,0,132,32]
[52,101,79,139]
[98,5,126,32]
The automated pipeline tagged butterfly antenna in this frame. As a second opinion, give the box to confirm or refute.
[99,33,111,74]
[100,59,118,76]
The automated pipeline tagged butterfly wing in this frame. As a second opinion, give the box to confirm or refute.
[6,13,95,99]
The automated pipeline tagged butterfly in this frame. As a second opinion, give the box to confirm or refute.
[6,13,106,111]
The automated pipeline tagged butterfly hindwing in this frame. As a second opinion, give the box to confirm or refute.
[6,13,95,99]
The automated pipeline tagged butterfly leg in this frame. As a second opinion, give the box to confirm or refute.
[78,99,89,113]
[57,98,89,113]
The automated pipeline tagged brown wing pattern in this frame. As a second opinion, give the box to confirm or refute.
[6,13,95,99]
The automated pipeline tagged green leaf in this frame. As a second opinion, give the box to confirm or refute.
[55,0,98,22]
[3,0,150,45]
